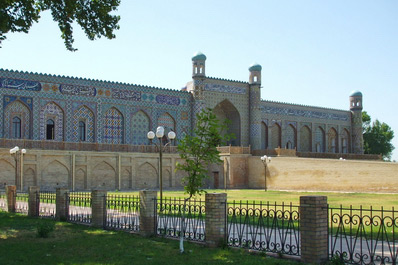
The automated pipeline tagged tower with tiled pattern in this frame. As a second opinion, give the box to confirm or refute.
[248,63,262,150]
[349,91,364,154]
[191,52,207,129]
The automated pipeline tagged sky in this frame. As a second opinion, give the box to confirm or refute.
[1,1,397,161]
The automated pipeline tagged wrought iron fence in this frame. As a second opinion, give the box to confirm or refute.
[37,191,56,219]
[329,205,398,265]
[0,190,6,211]
[105,195,140,231]
[15,192,28,215]
[156,197,206,242]
[227,200,300,256]
[68,192,92,224]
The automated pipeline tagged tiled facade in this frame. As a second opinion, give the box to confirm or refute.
[0,52,363,154]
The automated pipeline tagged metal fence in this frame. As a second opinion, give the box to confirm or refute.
[37,191,56,219]
[15,192,28,215]
[227,200,301,256]
[156,197,206,242]
[68,192,92,224]
[0,190,6,211]
[105,195,140,232]
[329,205,398,265]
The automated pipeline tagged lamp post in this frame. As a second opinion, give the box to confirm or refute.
[260,155,271,191]
[147,126,176,203]
[10,146,26,191]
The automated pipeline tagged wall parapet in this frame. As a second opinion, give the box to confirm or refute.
[0,138,177,153]
[217,145,251,154]
[297,151,382,161]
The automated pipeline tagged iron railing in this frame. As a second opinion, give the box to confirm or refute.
[227,200,300,256]
[105,195,140,231]
[329,205,398,265]
[15,192,28,215]
[37,191,56,219]
[0,190,6,211]
[68,192,92,224]
[156,197,206,242]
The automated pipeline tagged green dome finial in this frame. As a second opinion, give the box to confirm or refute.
[350,90,363,97]
[249,63,262,72]
[192,52,206,61]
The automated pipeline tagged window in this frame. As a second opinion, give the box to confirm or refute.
[79,121,86,141]
[12,117,21,138]
[46,119,55,140]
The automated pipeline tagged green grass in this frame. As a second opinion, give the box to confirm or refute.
[112,189,398,209]
[0,211,296,265]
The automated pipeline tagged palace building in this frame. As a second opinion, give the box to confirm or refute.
[0,52,366,191]
[0,52,364,154]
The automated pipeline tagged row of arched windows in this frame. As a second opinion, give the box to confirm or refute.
[5,100,176,145]
[261,122,351,154]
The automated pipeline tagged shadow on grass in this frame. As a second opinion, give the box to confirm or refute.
[0,211,296,265]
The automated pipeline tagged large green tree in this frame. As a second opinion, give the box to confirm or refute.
[362,111,394,160]
[0,0,120,51]
[176,108,232,253]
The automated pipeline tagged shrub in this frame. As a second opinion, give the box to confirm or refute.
[36,222,55,238]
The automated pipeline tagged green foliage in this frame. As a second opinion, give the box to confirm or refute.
[36,221,55,238]
[0,0,121,51]
[328,253,346,265]
[362,111,395,160]
[176,108,233,199]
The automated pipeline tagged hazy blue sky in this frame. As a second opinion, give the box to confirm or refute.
[1,1,397,160]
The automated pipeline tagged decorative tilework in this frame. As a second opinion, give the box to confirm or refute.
[40,102,64,141]
[158,112,175,132]
[72,105,95,142]
[0,78,41,91]
[285,124,296,149]
[315,127,325,152]
[103,107,124,144]
[112,88,141,101]
[156,94,180,106]
[131,110,150,145]
[3,96,33,110]
[60,84,96,97]
[261,106,349,122]
[204,83,246,94]
[3,100,31,139]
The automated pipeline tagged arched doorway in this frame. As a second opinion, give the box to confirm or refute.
[213,100,241,146]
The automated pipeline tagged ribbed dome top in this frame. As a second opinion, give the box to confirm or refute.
[192,52,206,61]
[350,90,363,97]
[249,63,262,72]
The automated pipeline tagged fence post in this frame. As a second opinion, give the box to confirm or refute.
[139,190,157,237]
[56,188,69,221]
[28,186,40,217]
[205,193,227,247]
[91,190,107,228]
[6,185,16,213]
[300,196,328,264]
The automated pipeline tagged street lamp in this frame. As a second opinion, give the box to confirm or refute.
[10,146,26,191]
[260,155,271,191]
[147,126,176,203]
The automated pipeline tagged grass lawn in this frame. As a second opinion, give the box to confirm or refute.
[0,211,297,265]
[113,189,398,209]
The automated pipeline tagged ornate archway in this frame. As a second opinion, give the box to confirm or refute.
[213,99,241,146]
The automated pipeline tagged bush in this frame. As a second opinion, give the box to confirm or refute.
[36,222,55,238]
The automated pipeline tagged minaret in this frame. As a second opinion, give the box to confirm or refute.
[349,91,364,154]
[191,52,207,129]
[248,63,262,150]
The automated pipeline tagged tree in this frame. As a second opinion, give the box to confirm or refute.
[0,0,120,51]
[362,111,395,160]
[175,108,233,253]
